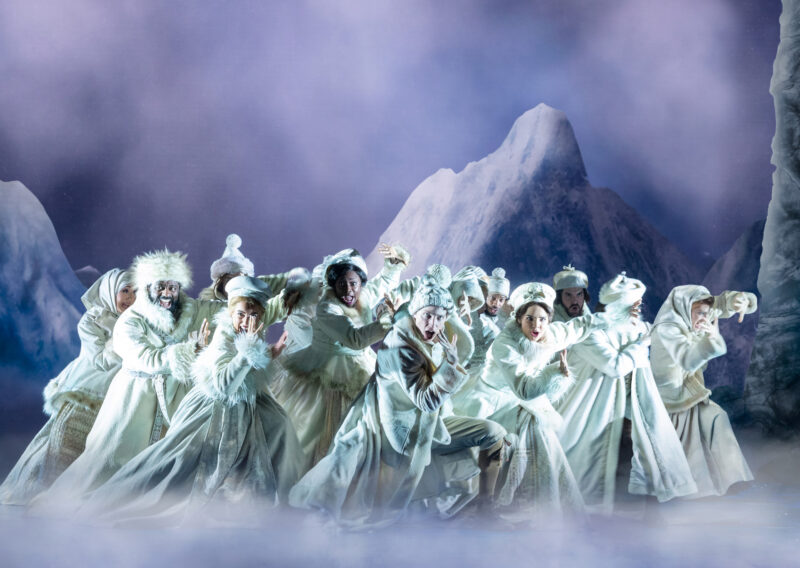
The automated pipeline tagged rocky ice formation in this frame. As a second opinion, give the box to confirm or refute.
[366,104,701,320]
[744,0,800,434]
[0,180,84,380]
[701,220,764,414]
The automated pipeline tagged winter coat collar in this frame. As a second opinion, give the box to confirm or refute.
[129,291,198,339]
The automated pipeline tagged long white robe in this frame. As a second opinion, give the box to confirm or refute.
[556,319,697,513]
[650,286,757,498]
[289,316,502,528]
[270,260,405,466]
[0,269,128,505]
[76,310,303,526]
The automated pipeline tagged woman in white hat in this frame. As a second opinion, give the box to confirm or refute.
[555,274,696,515]
[75,276,303,525]
[289,272,505,528]
[458,282,629,521]
[650,285,757,497]
[0,269,135,505]
[270,245,409,469]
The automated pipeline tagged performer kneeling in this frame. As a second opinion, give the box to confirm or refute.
[289,274,506,528]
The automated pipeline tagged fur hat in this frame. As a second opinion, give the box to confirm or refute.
[324,249,369,281]
[132,249,192,291]
[487,267,510,297]
[553,264,589,291]
[225,275,272,307]
[210,234,255,281]
[408,271,455,315]
[598,272,646,306]
[509,282,557,312]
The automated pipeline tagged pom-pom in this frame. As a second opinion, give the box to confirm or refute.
[226,234,242,249]
[492,267,506,279]
[426,264,452,289]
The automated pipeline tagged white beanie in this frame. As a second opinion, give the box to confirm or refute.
[323,249,369,282]
[509,282,557,313]
[553,264,589,291]
[225,275,272,307]
[598,272,646,306]
[487,268,510,296]
[210,234,255,281]
[132,249,192,291]
[426,264,452,289]
[408,273,455,315]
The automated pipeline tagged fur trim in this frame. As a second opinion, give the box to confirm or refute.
[284,267,312,294]
[42,378,62,416]
[233,333,271,370]
[540,362,575,404]
[129,291,199,339]
[166,340,198,385]
[131,249,193,291]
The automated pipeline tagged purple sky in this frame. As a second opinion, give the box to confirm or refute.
[0,0,780,289]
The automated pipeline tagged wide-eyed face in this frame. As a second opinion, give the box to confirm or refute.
[561,287,585,318]
[148,280,181,314]
[691,301,713,330]
[520,304,549,342]
[230,300,261,333]
[115,284,136,313]
[334,270,362,307]
[484,293,507,316]
[413,306,448,343]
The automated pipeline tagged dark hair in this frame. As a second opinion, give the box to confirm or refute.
[694,297,714,308]
[515,301,553,325]
[555,287,591,307]
[326,263,367,289]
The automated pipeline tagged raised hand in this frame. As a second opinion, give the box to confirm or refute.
[731,293,749,323]
[559,349,570,377]
[459,291,472,327]
[436,331,459,365]
[246,315,264,337]
[271,330,288,359]
[378,242,407,266]
[195,318,211,352]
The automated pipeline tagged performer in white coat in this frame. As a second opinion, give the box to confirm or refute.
[77,276,303,526]
[650,285,757,498]
[37,250,223,505]
[0,269,134,505]
[556,274,696,514]
[270,246,409,466]
[289,274,506,528]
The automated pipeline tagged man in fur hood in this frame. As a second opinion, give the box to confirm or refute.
[38,250,225,506]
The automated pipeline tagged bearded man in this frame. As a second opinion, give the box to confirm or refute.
[552,265,592,322]
[38,250,223,505]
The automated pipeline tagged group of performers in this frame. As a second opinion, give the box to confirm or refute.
[0,234,758,528]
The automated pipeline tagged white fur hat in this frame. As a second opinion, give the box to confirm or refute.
[408,273,455,315]
[132,249,192,291]
[449,268,485,312]
[210,234,255,281]
[487,267,510,297]
[553,264,589,291]
[324,249,369,282]
[225,275,272,306]
[598,272,646,306]
[509,282,557,312]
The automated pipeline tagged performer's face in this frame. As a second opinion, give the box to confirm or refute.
[230,300,261,333]
[115,283,136,313]
[148,280,181,314]
[484,293,507,316]
[334,270,362,307]
[561,287,585,317]
[519,304,549,342]
[691,301,713,330]
[414,306,447,343]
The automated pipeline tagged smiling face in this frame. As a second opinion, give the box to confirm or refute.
[148,280,181,315]
[484,293,507,317]
[229,299,263,333]
[691,300,713,330]
[560,287,586,318]
[115,283,136,313]
[519,304,550,342]
[413,305,448,343]
[334,270,362,308]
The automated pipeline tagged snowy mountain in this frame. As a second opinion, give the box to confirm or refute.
[700,220,764,409]
[366,104,702,320]
[0,180,84,381]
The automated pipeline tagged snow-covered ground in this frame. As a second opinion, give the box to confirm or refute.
[1,429,796,568]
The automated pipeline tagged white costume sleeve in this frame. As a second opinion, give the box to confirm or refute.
[653,323,727,376]
[315,303,390,350]
[77,312,120,372]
